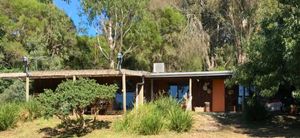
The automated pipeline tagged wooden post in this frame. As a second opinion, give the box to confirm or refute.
[122,73,126,112]
[151,79,154,101]
[25,77,30,102]
[187,78,192,110]
[72,75,76,115]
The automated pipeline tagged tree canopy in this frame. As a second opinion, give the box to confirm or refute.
[0,0,76,71]
[234,0,300,98]
[1,0,300,101]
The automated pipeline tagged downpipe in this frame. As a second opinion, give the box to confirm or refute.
[135,76,145,108]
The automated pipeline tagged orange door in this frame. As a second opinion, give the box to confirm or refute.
[212,79,225,112]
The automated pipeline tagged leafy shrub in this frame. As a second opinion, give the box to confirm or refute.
[37,78,118,129]
[0,79,13,94]
[243,97,269,121]
[0,103,21,131]
[292,90,300,103]
[113,97,193,135]
[0,80,25,103]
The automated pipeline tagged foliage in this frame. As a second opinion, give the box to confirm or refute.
[124,6,187,71]
[234,0,300,99]
[243,97,268,122]
[113,97,193,135]
[0,79,13,94]
[0,79,25,103]
[292,90,300,104]
[66,36,108,69]
[0,103,21,131]
[37,78,118,129]
[0,0,76,70]
[80,0,149,69]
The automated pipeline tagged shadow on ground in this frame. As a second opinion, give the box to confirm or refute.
[39,119,111,138]
[210,112,300,137]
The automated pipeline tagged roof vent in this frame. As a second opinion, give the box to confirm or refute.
[153,63,165,73]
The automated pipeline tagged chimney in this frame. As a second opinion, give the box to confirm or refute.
[153,63,165,73]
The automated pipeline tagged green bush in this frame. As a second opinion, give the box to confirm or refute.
[0,80,25,103]
[243,97,268,122]
[0,103,21,131]
[113,97,193,135]
[37,78,118,129]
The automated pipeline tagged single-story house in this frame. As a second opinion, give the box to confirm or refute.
[0,66,237,113]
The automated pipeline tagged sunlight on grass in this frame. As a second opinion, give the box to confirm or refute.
[0,114,250,138]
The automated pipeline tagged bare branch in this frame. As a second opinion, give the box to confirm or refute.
[96,38,109,60]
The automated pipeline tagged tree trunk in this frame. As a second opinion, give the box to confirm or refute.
[107,20,115,69]
[206,55,215,70]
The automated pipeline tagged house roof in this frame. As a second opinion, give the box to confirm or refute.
[148,71,233,78]
[0,69,148,79]
[0,69,233,79]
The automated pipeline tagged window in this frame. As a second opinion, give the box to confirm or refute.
[168,84,189,102]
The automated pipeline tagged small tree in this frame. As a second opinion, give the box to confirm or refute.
[37,78,118,129]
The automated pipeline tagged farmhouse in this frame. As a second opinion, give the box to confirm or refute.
[0,65,237,113]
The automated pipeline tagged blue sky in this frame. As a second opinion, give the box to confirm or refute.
[53,0,97,36]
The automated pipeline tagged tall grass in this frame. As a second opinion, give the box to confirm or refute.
[20,100,43,121]
[167,107,193,132]
[0,100,43,131]
[113,97,193,135]
[0,103,20,131]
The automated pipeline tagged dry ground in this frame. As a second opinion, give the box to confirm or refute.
[0,113,299,138]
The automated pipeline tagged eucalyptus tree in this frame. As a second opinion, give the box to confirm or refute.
[235,0,300,99]
[0,0,76,70]
[80,0,148,69]
[179,0,262,70]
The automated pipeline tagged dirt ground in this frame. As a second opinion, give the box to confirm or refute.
[0,113,299,138]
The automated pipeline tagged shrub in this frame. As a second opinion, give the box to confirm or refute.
[113,97,193,135]
[0,103,20,131]
[167,108,193,132]
[243,97,269,122]
[0,80,25,103]
[37,78,118,129]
